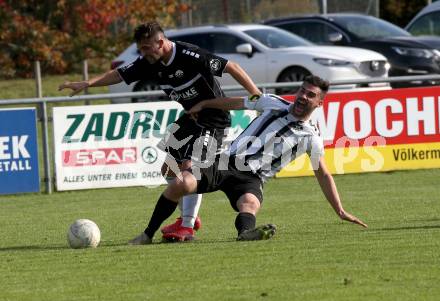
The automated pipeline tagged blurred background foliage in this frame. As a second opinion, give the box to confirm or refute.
[0,0,430,79]
[0,0,188,78]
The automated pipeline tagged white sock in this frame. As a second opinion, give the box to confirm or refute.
[181,194,202,228]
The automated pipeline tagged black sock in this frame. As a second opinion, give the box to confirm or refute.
[235,212,256,235]
[144,194,178,239]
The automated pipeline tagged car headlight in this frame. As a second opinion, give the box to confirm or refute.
[313,58,351,66]
[392,47,436,59]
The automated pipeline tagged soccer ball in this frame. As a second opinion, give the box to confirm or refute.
[67,219,101,249]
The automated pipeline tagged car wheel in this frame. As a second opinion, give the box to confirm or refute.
[131,80,167,103]
[276,67,311,95]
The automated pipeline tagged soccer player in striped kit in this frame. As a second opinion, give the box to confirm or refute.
[129,75,367,244]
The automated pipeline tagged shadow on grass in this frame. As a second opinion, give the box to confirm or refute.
[0,241,134,252]
[0,240,132,252]
[109,238,239,248]
[0,237,257,252]
[161,238,237,244]
[410,218,440,223]
[0,244,68,252]
[372,225,440,231]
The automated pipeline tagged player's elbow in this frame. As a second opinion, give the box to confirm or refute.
[110,69,123,84]
[225,61,239,73]
[314,168,332,183]
[322,172,334,184]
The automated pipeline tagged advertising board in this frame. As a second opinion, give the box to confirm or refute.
[53,102,256,190]
[0,108,40,194]
[278,86,440,177]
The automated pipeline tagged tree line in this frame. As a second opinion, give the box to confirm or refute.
[0,0,187,78]
[0,0,428,79]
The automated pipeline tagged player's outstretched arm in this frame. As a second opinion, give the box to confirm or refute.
[313,157,368,228]
[187,97,245,114]
[58,69,122,96]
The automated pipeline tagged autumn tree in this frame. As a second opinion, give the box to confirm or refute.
[0,0,188,78]
[380,0,427,27]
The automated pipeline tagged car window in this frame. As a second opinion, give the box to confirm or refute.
[209,33,248,53]
[277,21,344,45]
[244,28,312,48]
[407,11,440,36]
[332,15,410,39]
[171,33,214,52]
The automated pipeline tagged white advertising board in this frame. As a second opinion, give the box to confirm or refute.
[53,101,256,191]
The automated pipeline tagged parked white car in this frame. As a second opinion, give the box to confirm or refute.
[110,24,389,102]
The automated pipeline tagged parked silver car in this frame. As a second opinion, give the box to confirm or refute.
[110,24,389,102]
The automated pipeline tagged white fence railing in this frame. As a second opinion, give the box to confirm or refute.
[1,74,440,194]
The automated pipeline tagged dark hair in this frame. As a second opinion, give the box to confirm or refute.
[304,75,330,96]
[133,22,164,43]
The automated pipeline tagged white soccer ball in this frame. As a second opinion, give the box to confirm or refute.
[67,219,101,249]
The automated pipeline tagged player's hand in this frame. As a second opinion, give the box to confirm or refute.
[339,210,368,228]
[58,81,89,96]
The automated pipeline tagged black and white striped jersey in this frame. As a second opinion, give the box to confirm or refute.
[227,94,324,182]
[117,41,230,129]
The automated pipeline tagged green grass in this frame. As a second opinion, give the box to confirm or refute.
[0,74,108,99]
[0,74,110,118]
[1,169,440,301]
[0,75,112,185]
[1,76,440,300]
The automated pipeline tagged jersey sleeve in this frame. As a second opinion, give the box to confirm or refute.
[307,136,325,170]
[196,48,228,77]
[117,57,151,84]
[244,94,290,112]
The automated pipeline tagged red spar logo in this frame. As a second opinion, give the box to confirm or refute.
[62,147,137,166]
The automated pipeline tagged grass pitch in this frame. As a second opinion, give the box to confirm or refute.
[1,168,440,301]
[0,74,108,99]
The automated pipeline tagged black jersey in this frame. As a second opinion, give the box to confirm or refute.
[117,41,231,129]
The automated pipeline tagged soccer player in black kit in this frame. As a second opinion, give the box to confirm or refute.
[127,75,367,245]
[58,21,261,243]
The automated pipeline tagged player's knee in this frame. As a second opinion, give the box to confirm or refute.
[237,194,260,214]
[174,172,196,194]
[181,174,197,194]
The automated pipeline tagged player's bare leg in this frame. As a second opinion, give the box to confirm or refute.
[129,170,198,244]
[160,159,202,241]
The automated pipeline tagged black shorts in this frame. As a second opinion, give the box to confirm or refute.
[194,161,264,211]
[159,115,227,163]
